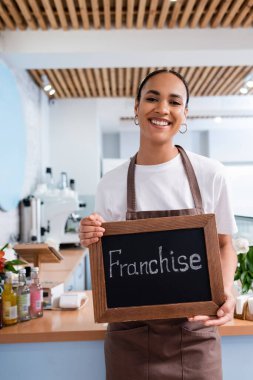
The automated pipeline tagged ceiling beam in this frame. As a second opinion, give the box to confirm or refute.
[1,28,253,69]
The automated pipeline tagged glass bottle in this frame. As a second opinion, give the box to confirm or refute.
[30,267,43,318]
[45,167,54,190]
[2,272,18,326]
[69,179,75,191]
[17,268,31,322]
[59,171,68,190]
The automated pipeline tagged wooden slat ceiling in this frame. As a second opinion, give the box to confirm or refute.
[29,66,253,98]
[0,0,252,31]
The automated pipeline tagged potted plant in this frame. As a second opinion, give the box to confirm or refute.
[234,238,253,294]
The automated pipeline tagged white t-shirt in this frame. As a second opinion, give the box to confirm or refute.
[95,151,237,235]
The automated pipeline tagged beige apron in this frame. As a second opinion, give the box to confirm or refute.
[105,146,222,380]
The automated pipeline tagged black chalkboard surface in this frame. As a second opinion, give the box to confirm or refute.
[89,214,225,323]
[102,228,211,308]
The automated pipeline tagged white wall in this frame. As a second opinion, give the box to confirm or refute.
[49,99,101,195]
[0,64,45,244]
[209,128,253,162]
[118,129,209,159]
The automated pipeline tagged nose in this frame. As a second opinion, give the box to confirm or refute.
[154,100,169,115]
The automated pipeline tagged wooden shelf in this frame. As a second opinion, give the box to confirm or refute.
[14,243,63,267]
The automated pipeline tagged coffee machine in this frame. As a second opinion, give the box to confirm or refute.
[20,189,84,246]
[41,191,81,245]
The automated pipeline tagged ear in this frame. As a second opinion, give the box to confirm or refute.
[134,100,139,116]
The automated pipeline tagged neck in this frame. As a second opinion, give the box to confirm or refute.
[137,141,179,165]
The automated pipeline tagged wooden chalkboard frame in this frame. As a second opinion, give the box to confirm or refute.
[89,214,225,323]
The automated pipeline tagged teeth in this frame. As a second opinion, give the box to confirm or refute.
[151,119,169,126]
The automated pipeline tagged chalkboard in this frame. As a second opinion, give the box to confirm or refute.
[89,214,225,323]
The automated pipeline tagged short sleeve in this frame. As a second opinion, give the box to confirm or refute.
[94,179,113,222]
[214,170,238,235]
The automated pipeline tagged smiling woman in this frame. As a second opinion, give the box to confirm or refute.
[134,70,189,165]
[79,69,238,380]
[0,61,26,211]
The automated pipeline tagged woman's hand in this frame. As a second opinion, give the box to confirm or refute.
[188,289,235,326]
[79,213,105,247]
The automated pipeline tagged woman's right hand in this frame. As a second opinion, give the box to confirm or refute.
[79,213,105,247]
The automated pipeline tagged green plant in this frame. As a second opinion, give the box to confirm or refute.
[0,243,26,274]
[234,246,253,293]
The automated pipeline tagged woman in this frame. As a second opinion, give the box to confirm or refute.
[79,69,237,379]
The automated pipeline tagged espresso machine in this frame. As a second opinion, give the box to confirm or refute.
[19,191,84,246]
[40,192,81,245]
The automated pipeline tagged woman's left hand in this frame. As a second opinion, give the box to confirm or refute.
[188,290,235,326]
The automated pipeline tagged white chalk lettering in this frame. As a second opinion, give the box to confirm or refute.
[159,246,170,273]
[190,254,202,270]
[120,263,128,277]
[108,247,203,278]
[140,261,149,275]
[127,263,139,276]
[109,250,121,278]
[170,250,179,272]
[149,260,158,274]
[178,255,189,272]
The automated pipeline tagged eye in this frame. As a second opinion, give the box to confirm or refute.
[145,97,158,102]
[169,100,181,106]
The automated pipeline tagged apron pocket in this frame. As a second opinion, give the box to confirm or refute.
[105,325,149,380]
[181,322,222,380]
[182,320,218,336]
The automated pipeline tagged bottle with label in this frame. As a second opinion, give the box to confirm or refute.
[2,272,18,326]
[30,267,43,318]
[17,268,31,322]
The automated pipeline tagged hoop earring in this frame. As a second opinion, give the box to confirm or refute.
[179,123,187,134]
[134,115,139,125]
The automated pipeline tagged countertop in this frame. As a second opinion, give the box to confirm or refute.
[1,291,253,344]
[39,247,87,284]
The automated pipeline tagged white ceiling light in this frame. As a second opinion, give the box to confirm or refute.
[44,84,52,92]
[214,116,222,123]
[240,87,248,94]
[41,74,55,96]
[246,80,253,88]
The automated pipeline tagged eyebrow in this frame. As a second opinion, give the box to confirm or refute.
[145,90,183,100]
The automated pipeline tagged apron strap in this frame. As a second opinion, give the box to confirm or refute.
[127,152,138,213]
[127,145,203,213]
[175,145,203,211]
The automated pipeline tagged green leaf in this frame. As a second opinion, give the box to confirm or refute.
[8,259,26,265]
[240,258,247,272]
[247,247,253,270]
[234,272,240,281]
[240,272,247,282]
[247,260,253,273]
[0,243,9,251]
[237,253,244,265]
[242,283,251,294]
[247,246,253,261]
[4,262,19,274]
